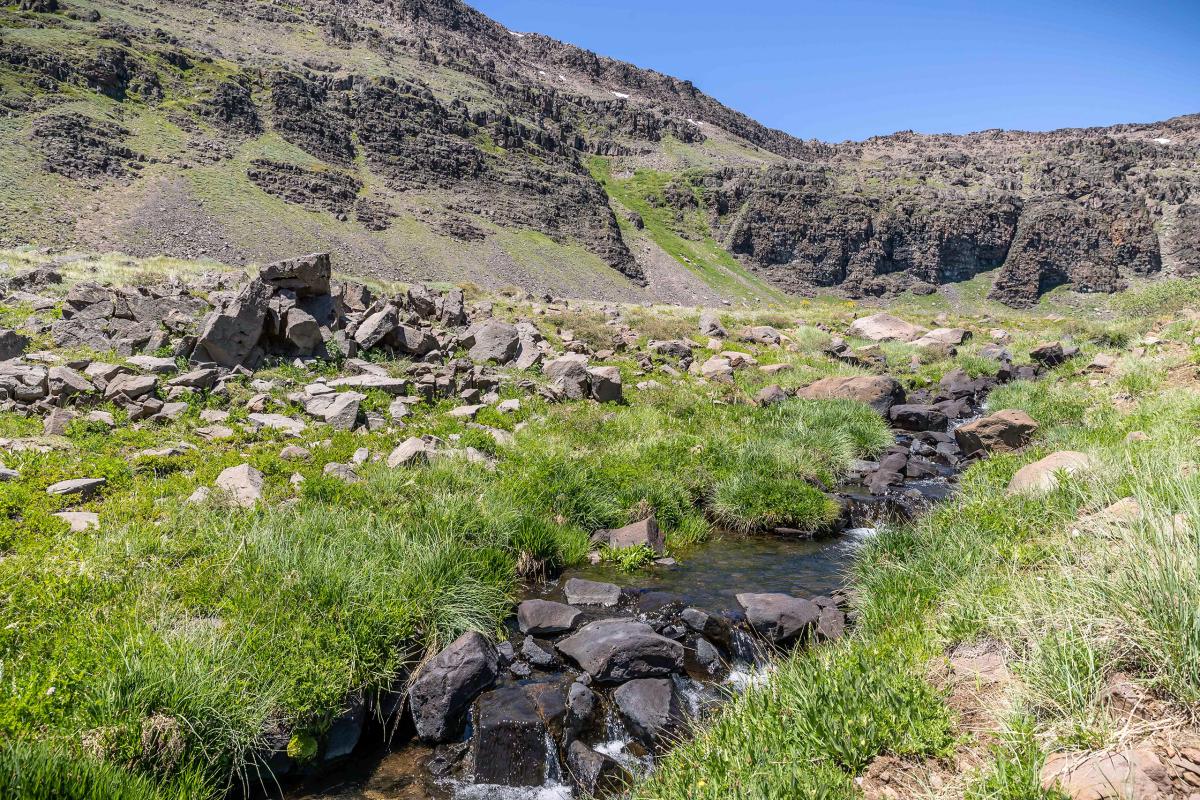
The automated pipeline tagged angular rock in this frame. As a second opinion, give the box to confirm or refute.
[216,464,264,507]
[0,328,30,361]
[53,511,99,532]
[322,391,364,431]
[47,366,95,399]
[1040,749,1167,800]
[390,324,438,356]
[410,631,499,742]
[1030,342,1067,367]
[736,593,820,645]
[387,437,429,468]
[741,325,782,345]
[587,366,622,403]
[43,408,76,436]
[544,356,590,400]
[889,404,948,432]
[755,384,789,406]
[126,355,178,374]
[593,515,663,554]
[168,368,218,390]
[259,253,331,297]
[556,619,684,683]
[955,409,1039,456]
[613,678,685,749]
[700,356,733,382]
[517,599,583,636]
[466,320,520,364]
[566,740,629,798]
[104,373,157,400]
[470,687,549,787]
[354,306,400,349]
[284,307,322,351]
[193,279,272,368]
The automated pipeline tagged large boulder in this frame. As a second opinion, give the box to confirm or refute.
[466,320,520,364]
[923,327,972,346]
[0,329,29,361]
[258,253,331,297]
[613,678,685,750]
[796,375,906,415]
[736,593,820,645]
[390,324,438,356]
[1007,451,1094,496]
[848,313,926,342]
[556,619,684,683]
[354,306,399,349]
[517,600,583,636]
[409,631,499,742]
[193,280,272,367]
[956,409,1039,456]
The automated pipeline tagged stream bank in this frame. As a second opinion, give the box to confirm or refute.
[283,353,1053,800]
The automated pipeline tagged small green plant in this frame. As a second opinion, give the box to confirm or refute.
[285,733,318,764]
[600,544,658,572]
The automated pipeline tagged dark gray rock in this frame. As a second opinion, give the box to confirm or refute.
[517,599,583,636]
[566,740,629,798]
[470,687,548,787]
[736,593,820,645]
[192,280,272,367]
[409,631,499,742]
[466,319,520,364]
[613,678,686,750]
[556,619,684,683]
[259,253,331,297]
[0,329,29,361]
[889,404,948,432]
[592,515,663,554]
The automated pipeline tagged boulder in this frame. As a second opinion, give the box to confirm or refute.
[43,408,76,436]
[587,366,623,403]
[848,313,926,342]
[924,327,972,345]
[736,593,820,645]
[556,619,684,683]
[517,600,583,636]
[469,687,550,787]
[563,577,621,607]
[796,375,906,415]
[390,324,439,356]
[215,464,264,507]
[168,368,218,390]
[700,356,733,382]
[613,678,685,749]
[466,320,520,364]
[47,366,95,399]
[955,409,1039,456]
[354,306,399,349]
[566,740,629,798]
[544,356,590,400]
[409,631,499,742]
[699,312,727,338]
[322,392,363,431]
[126,355,178,374]
[593,515,664,554]
[0,329,30,361]
[648,340,693,359]
[1007,451,1095,496]
[104,373,157,400]
[387,437,430,468]
[259,253,331,297]
[192,279,272,367]
[889,404,948,432]
[283,307,322,351]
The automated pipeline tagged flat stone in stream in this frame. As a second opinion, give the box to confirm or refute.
[409,631,499,742]
[517,599,583,636]
[736,593,821,645]
[614,678,686,750]
[557,618,684,683]
[564,577,621,607]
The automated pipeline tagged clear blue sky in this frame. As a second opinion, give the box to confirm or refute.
[470,0,1200,142]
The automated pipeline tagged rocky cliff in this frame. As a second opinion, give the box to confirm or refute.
[0,0,1196,304]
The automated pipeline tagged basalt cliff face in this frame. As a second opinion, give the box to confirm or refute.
[0,0,1196,304]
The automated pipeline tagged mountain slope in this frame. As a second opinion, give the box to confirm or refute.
[0,0,1196,305]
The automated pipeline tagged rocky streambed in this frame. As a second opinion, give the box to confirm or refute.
[280,349,1064,800]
